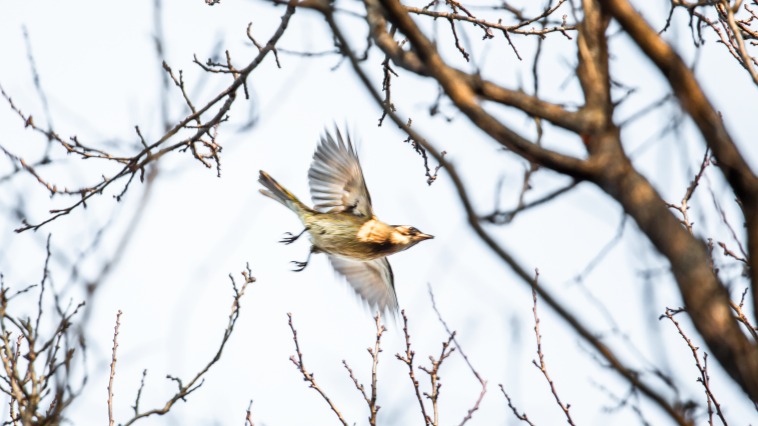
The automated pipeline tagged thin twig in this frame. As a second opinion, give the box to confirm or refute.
[405,1,576,37]
[122,264,254,425]
[661,308,727,425]
[368,313,384,425]
[244,399,255,426]
[498,384,536,426]
[665,148,711,234]
[131,370,147,416]
[531,270,575,425]
[341,313,384,425]
[5,0,298,233]
[418,332,456,426]
[108,310,123,426]
[395,310,431,425]
[287,313,348,426]
[730,288,758,341]
[427,285,487,425]
[482,181,579,224]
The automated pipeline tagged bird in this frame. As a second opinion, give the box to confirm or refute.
[258,127,433,313]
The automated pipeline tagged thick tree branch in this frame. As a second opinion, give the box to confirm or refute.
[596,144,758,402]
[363,1,598,133]
[599,0,758,326]
[575,0,614,158]
[364,3,595,133]
[370,0,603,168]
[576,0,758,405]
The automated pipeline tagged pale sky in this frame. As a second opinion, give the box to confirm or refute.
[1,1,757,425]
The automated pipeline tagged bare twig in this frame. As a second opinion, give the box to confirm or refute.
[418,332,456,426]
[378,52,398,126]
[573,213,627,283]
[531,270,575,425]
[730,289,758,342]
[427,285,487,425]
[718,241,748,264]
[498,384,536,426]
[395,310,431,425]
[244,399,255,426]
[405,1,576,38]
[483,181,580,224]
[707,183,749,262]
[661,308,727,426]
[0,241,87,425]
[4,0,298,233]
[341,313,384,425]
[368,313,383,425]
[131,369,147,416]
[719,0,758,85]
[121,264,254,425]
[343,360,368,402]
[589,378,651,425]
[108,310,123,426]
[665,148,711,234]
[287,313,348,426]
[402,119,446,185]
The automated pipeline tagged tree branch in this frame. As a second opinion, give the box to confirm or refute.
[599,0,758,329]
[599,0,758,402]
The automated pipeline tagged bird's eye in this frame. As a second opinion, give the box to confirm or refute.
[408,227,419,235]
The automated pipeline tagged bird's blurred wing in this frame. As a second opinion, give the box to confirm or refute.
[327,255,398,313]
[308,128,373,217]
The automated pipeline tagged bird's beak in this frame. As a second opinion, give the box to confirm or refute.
[417,233,434,240]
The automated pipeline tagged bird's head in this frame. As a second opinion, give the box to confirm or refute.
[389,225,434,250]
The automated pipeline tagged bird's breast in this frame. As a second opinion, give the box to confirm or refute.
[305,215,396,260]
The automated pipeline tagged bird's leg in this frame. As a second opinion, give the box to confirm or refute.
[291,246,318,272]
[280,228,307,245]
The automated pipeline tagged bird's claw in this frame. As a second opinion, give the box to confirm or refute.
[280,233,298,245]
[280,228,306,245]
[291,260,308,272]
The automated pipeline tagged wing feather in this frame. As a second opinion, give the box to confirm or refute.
[308,128,373,217]
[327,255,398,313]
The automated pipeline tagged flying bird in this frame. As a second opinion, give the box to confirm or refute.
[258,128,433,313]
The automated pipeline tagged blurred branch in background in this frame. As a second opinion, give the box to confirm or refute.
[119,264,255,425]
[0,236,86,425]
[500,271,576,426]
[0,0,297,233]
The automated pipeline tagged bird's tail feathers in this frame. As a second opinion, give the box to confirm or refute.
[258,170,308,214]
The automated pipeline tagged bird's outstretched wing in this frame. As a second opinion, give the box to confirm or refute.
[308,128,373,217]
[327,255,398,313]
